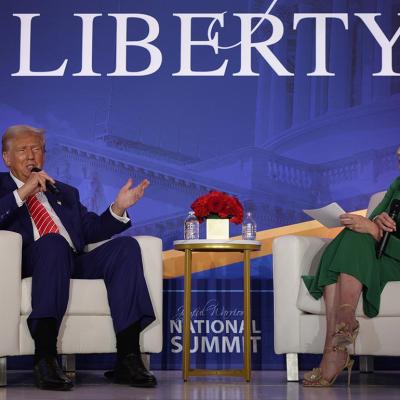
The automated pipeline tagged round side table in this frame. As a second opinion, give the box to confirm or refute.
[173,239,261,382]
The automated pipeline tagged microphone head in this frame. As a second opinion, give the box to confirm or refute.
[389,199,400,218]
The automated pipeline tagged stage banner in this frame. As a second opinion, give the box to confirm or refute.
[152,256,277,370]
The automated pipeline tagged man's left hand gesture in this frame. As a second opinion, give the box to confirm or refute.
[111,178,150,217]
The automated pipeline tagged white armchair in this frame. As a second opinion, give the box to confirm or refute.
[272,192,400,381]
[0,233,163,386]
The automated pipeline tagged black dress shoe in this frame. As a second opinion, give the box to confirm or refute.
[105,353,157,388]
[33,356,73,391]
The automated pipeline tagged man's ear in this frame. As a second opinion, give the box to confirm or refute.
[2,151,10,167]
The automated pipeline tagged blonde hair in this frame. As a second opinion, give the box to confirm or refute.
[2,125,45,153]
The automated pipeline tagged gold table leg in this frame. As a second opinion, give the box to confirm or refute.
[183,249,192,381]
[243,250,251,382]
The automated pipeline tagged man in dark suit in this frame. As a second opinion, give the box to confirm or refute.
[0,124,157,390]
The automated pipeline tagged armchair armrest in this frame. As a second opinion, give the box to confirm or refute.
[0,231,23,356]
[273,235,330,354]
[134,236,163,353]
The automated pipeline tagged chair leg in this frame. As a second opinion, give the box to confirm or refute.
[0,357,6,387]
[61,354,76,376]
[141,353,150,370]
[286,353,299,382]
[359,355,374,373]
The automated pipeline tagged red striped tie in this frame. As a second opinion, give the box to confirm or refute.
[26,194,60,237]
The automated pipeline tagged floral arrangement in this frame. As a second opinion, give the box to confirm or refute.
[191,190,244,224]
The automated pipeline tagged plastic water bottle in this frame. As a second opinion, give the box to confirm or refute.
[242,211,257,240]
[184,211,199,240]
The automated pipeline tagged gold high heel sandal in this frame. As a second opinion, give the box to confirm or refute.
[303,346,354,387]
[303,346,334,382]
[333,304,360,353]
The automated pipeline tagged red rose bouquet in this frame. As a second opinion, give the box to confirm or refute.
[191,191,244,224]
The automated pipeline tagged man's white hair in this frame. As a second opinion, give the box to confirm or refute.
[2,125,45,153]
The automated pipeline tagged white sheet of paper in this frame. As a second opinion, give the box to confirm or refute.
[303,202,346,228]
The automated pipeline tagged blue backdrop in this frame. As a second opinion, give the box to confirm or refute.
[2,0,400,370]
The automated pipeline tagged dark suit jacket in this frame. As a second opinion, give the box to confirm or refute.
[0,172,131,252]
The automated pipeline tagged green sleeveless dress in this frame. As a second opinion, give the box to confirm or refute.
[302,176,400,318]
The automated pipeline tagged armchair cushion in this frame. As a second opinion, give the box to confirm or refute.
[21,278,110,316]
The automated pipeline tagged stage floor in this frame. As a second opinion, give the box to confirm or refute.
[1,370,400,399]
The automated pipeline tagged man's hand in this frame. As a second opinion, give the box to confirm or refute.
[111,178,150,216]
[17,169,55,201]
[339,213,382,241]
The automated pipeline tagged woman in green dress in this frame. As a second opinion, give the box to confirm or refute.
[302,175,400,387]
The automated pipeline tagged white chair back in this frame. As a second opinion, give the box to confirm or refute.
[366,191,386,217]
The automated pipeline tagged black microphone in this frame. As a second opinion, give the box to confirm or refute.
[31,167,60,195]
[376,199,400,259]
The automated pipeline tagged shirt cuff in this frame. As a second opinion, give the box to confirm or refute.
[109,204,130,223]
[13,190,24,207]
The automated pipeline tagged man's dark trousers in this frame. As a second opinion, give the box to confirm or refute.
[22,233,155,337]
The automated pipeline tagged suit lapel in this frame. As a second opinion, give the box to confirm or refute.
[46,190,78,246]
[1,173,34,242]
[2,173,18,193]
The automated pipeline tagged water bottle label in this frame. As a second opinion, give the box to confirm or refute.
[185,222,199,240]
[242,223,256,240]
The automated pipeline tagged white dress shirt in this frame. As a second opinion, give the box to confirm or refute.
[10,172,130,250]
